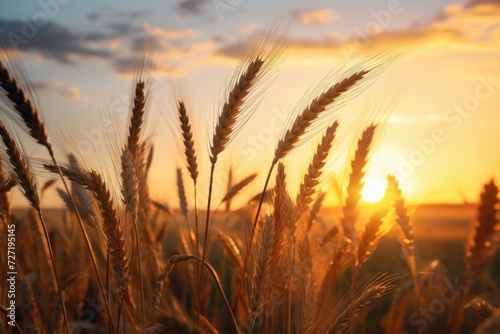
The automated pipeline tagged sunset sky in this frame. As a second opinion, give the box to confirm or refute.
[1,0,500,208]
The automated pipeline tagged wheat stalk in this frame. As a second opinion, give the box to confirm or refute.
[199,26,286,321]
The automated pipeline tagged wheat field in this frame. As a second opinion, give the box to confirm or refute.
[0,28,499,334]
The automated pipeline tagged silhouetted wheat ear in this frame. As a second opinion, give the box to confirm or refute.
[273,70,370,164]
[0,121,39,211]
[0,61,50,148]
[88,170,129,289]
[221,172,257,203]
[387,175,414,252]
[466,179,499,275]
[296,122,338,213]
[127,80,146,156]
[341,124,376,240]
[178,100,198,183]
[210,58,264,164]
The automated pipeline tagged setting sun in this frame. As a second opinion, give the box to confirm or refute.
[361,176,387,203]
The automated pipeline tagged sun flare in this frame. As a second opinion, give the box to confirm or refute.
[361,177,387,203]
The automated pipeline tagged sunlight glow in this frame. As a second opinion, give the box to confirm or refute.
[361,177,387,203]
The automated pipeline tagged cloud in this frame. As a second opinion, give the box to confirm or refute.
[87,8,150,22]
[32,80,88,101]
[0,19,112,64]
[178,0,209,15]
[290,9,341,25]
[142,23,200,40]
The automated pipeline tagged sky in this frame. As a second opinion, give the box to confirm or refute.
[1,0,500,208]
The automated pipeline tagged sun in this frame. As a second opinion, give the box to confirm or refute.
[361,176,387,203]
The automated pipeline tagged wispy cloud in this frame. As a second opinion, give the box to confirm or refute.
[33,80,88,102]
[290,9,341,25]
[142,23,200,40]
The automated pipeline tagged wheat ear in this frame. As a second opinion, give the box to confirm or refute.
[178,100,200,259]
[0,62,50,147]
[387,174,419,300]
[296,122,338,213]
[341,124,376,240]
[87,170,130,325]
